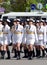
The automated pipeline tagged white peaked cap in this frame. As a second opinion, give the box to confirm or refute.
[29,18,34,22]
[17,18,20,21]
[0,18,3,21]
[40,19,44,22]
[7,19,11,22]
[27,19,30,21]
[36,20,40,23]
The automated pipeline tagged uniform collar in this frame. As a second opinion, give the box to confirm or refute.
[40,25,44,28]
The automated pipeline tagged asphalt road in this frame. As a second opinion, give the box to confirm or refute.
[0,46,47,65]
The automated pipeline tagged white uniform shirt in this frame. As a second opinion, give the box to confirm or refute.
[12,24,23,44]
[45,25,47,42]
[44,25,47,48]
[25,24,38,44]
[0,24,4,44]
[38,25,46,43]
[22,24,29,44]
[0,24,3,37]
[3,24,11,44]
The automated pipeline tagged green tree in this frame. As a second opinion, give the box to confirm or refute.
[10,0,26,12]
[1,0,11,12]
[1,0,47,12]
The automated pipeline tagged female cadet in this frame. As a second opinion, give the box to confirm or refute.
[11,19,17,58]
[37,20,46,58]
[1,20,11,59]
[43,21,47,56]
[25,18,38,60]
[35,20,41,57]
[22,19,29,58]
[0,19,4,58]
[12,19,23,60]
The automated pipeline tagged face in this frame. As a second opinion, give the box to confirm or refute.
[36,22,39,27]
[16,21,20,25]
[21,22,24,26]
[13,21,17,25]
[25,21,28,25]
[33,22,35,25]
[43,22,46,26]
[40,22,43,26]
[0,21,2,24]
[29,21,33,25]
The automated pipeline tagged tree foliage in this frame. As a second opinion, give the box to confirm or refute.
[0,0,47,12]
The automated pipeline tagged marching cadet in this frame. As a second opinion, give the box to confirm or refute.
[0,19,4,58]
[22,19,29,58]
[1,20,11,59]
[35,20,41,57]
[16,19,23,60]
[20,21,24,53]
[37,20,46,58]
[11,19,17,57]
[25,18,38,60]
[32,19,36,57]
[43,21,47,56]
[12,19,23,60]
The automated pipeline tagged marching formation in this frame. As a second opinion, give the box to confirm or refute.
[0,18,47,60]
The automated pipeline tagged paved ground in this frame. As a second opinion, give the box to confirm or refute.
[0,58,47,65]
[0,46,47,65]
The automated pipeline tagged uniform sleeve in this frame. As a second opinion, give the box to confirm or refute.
[44,27,46,44]
[35,27,38,43]
[21,26,24,38]
[8,27,12,43]
[22,28,26,44]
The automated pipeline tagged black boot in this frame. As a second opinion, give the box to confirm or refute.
[28,51,31,60]
[17,51,21,60]
[45,48,47,52]
[36,49,40,57]
[26,49,28,57]
[1,50,6,59]
[37,49,41,58]
[6,50,10,59]
[13,49,17,58]
[23,49,28,58]
[42,50,45,58]
[28,51,33,60]
[36,48,39,57]
[0,50,1,58]
[30,51,33,59]
[32,49,35,57]
[1,51,3,59]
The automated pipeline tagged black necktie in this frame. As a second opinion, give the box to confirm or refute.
[39,26,41,30]
[16,25,18,30]
[29,25,31,29]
